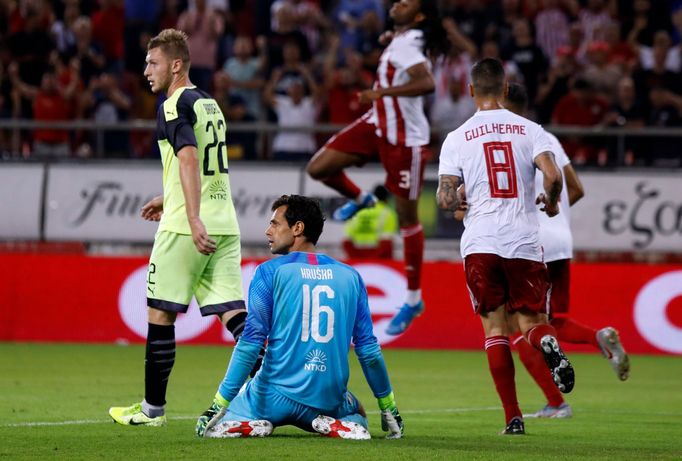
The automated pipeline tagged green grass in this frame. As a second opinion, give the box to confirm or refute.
[1,344,681,460]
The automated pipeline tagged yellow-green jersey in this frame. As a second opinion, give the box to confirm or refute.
[156,86,240,236]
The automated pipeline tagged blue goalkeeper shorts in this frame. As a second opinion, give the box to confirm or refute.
[221,378,367,431]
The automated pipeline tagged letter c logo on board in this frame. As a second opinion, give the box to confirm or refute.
[633,271,682,354]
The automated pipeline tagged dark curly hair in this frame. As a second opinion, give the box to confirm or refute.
[415,0,450,58]
[271,195,325,245]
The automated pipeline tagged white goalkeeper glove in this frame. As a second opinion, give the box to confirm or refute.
[378,392,403,439]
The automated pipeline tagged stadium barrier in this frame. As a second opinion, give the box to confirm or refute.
[1,161,681,253]
[0,252,680,355]
[2,119,682,164]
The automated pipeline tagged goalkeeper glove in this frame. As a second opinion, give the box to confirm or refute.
[378,392,403,439]
[195,393,229,437]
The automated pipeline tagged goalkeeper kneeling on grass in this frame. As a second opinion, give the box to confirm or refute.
[196,194,404,440]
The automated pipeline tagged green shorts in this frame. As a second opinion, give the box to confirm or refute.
[146,231,245,316]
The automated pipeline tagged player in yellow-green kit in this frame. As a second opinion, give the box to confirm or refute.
[109,28,255,427]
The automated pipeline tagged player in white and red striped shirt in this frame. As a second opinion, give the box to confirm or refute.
[307,0,449,336]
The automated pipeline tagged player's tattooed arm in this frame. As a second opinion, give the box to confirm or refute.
[437,174,462,211]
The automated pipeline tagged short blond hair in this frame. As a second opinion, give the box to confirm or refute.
[148,29,190,70]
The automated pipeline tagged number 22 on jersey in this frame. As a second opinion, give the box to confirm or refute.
[301,284,335,343]
[483,141,518,198]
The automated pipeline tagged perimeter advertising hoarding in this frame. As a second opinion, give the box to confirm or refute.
[0,164,43,239]
[1,253,680,355]
[5,162,682,251]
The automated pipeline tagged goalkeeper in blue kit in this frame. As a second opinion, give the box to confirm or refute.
[196,194,404,440]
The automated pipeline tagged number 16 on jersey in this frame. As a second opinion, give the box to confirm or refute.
[301,284,335,343]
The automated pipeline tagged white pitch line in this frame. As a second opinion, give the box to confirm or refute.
[1,407,500,428]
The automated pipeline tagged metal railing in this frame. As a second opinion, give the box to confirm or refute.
[1,119,681,165]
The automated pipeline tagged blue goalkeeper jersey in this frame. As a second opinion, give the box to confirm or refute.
[240,252,379,411]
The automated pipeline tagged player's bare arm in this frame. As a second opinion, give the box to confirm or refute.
[437,174,463,211]
[177,145,217,255]
[358,62,435,103]
[534,152,563,217]
[563,164,584,206]
[141,195,164,221]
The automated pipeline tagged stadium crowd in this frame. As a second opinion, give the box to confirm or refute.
[1,0,681,165]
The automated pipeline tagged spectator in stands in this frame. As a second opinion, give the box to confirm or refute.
[536,45,579,123]
[264,67,320,161]
[625,0,671,48]
[581,41,622,102]
[343,185,398,259]
[51,0,79,54]
[213,72,258,160]
[81,72,131,157]
[578,0,613,44]
[6,7,54,88]
[602,76,646,165]
[604,76,646,128]
[68,16,105,86]
[645,85,682,166]
[159,0,181,31]
[220,34,267,120]
[332,0,384,52]
[9,64,73,157]
[271,0,328,54]
[637,30,681,73]
[632,39,682,104]
[566,21,588,64]
[429,18,477,138]
[321,34,372,125]
[505,17,548,104]
[270,39,312,96]
[91,0,124,74]
[534,0,571,61]
[602,22,638,74]
[480,39,522,84]
[355,8,384,71]
[177,0,225,91]
[442,0,491,48]
[552,77,610,164]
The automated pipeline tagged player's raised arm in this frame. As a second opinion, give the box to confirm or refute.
[534,152,563,217]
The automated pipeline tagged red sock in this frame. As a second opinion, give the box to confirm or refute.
[512,335,564,407]
[321,172,361,199]
[401,224,423,290]
[551,317,599,348]
[526,324,558,352]
[485,336,521,424]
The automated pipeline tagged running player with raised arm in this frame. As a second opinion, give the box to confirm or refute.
[109,29,252,426]
[437,58,574,435]
[307,0,449,336]
[196,195,403,440]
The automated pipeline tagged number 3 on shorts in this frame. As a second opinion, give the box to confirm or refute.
[398,170,410,189]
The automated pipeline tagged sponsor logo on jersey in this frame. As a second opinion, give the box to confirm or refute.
[304,349,327,372]
[209,179,228,200]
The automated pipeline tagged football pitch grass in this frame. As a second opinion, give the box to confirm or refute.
[1,344,680,460]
